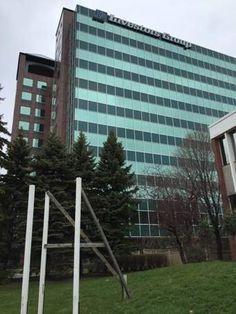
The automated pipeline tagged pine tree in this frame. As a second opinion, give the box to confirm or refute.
[0,115,10,169]
[72,131,96,228]
[72,131,96,191]
[0,87,11,267]
[71,132,97,264]
[33,132,75,273]
[1,132,32,267]
[0,85,9,169]
[94,130,137,254]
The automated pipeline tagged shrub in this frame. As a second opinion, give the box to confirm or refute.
[117,254,168,272]
[0,270,12,285]
[225,212,236,235]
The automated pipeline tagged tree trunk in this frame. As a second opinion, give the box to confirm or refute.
[175,234,187,264]
[214,227,223,260]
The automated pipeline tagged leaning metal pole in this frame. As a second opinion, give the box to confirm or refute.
[81,189,131,299]
[46,192,117,276]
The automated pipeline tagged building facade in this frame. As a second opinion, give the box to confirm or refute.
[12,53,54,151]
[12,5,236,237]
[209,110,236,212]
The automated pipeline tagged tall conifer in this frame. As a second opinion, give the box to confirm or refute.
[33,133,74,273]
[94,130,137,254]
[1,132,32,266]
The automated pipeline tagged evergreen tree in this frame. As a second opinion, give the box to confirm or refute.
[71,132,97,264]
[0,86,9,169]
[72,131,96,191]
[72,132,96,229]
[1,132,32,267]
[0,115,10,169]
[94,130,137,254]
[33,133,75,273]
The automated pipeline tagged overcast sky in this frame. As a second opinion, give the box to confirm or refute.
[0,0,235,134]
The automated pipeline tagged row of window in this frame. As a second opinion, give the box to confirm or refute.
[88,144,177,166]
[77,78,235,113]
[23,137,43,149]
[77,22,236,77]
[77,41,236,105]
[21,92,46,103]
[19,121,44,132]
[20,106,45,117]
[75,119,184,148]
[23,78,47,89]
[76,93,225,120]
[78,58,235,105]
[77,5,236,65]
[76,99,208,132]
[77,53,235,92]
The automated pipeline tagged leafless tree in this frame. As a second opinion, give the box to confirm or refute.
[147,169,199,263]
[175,131,223,260]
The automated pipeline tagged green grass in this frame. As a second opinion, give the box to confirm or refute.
[1,261,236,313]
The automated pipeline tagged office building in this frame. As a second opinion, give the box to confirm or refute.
[12,53,55,150]
[12,5,236,237]
[209,110,236,212]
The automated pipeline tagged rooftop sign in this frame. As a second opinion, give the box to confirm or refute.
[93,10,191,49]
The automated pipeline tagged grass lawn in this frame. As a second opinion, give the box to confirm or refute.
[0,261,236,313]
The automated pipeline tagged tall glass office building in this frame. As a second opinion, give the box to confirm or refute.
[13,5,236,238]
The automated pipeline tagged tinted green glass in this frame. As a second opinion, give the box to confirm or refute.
[23,78,33,87]
[20,106,31,115]
[21,92,32,101]
[19,121,29,130]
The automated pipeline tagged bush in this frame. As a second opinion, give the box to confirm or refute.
[225,212,236,235]
[117,254,168,272]
[0,270,12,285]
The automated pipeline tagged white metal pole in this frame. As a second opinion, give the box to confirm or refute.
[122,274,128,299]
[37,193,50,314]
[20,185,35,314]
[73,178,82,314]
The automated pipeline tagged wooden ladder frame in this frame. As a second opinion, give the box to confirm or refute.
[20,178,130,314]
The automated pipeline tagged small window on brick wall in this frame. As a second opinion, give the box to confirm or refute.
[34,123,44,132]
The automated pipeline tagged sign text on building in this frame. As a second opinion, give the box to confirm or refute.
[92,10,191,49]
[108,15,191,49]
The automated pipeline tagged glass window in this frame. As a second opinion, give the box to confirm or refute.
[98,124,107,135]
[35,108,45,117]
[21,92,32,101]
[79,121,87,132]
[32,138,43,148]
[135,130,143,140]
[37,81,47,89]
[145,153,153,163]
[23,78,33,87]
[108,105,115,115]
[154,155,161,164]
[117,128,125,138]
[143,132,151,142]
[136,152,144,162]
[126,129,134,139]
[36,95,46,103]
[127,151,135,161]
[86,101,96,112]
[89,123,97,133]
[19,121,29,130]
[20,106,31,115]
[98,103,106,113]
[34,123,44,132]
